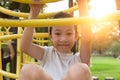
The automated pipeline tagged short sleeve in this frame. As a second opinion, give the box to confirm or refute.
[37,46,53,66]
[74,53,81,63]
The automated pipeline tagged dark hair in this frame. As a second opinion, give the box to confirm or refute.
[49,12,78,54]
[1,48,4,58]
[49,12,74,35]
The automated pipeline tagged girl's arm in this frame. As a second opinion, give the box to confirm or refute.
[80,24,92,67]
[20,4,45,60]
[7,42,15,60]
[77,0,92,67]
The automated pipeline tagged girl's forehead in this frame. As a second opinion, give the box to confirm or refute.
[52,26,75,30]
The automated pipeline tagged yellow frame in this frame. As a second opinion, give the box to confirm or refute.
[12,0,62,4]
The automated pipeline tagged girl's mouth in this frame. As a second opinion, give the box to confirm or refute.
[58,44,69,46]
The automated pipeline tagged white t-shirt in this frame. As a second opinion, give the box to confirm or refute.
[38,46,81,80]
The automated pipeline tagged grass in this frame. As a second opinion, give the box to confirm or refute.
[90,56,120,80]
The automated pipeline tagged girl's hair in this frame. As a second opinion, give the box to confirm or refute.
[49,12,78,54]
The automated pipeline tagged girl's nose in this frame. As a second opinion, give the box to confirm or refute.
[59,36,67,42]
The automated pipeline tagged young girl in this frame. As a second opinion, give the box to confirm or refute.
[19,0,92,80]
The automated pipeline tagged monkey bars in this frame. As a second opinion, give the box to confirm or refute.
[12,0,62,4]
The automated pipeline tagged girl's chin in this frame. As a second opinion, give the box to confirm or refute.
[57,48,71,53]
[54,46,71,53]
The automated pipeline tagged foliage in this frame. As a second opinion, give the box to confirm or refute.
[110,41,120,54]
[0,0,12,8]
[92,22,119,55]
[108,41,120,57]
[19,4,30,12]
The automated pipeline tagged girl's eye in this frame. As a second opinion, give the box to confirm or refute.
[55,33,61,35]
[67,33,72,35]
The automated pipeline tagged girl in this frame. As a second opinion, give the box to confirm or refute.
[19,0,92,80]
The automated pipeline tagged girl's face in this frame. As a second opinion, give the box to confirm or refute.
[51,26,77,53]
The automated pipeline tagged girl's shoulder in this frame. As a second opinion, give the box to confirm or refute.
[43,46,53,50]
[42,46,54,54]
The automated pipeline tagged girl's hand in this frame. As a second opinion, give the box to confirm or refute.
[6,42,12,47]
[29,1,44,18]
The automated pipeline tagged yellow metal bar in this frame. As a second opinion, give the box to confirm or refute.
[12,0,62,4]
[0,11,120,27]
[0,70,18,79]
[0,33,49,41]
[16,27,24,80]
[0,41,2,80]
[0,5,78,18]
[33,39,49,43]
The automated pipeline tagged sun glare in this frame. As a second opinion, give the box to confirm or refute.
[89,0,117,18]
[45,0,117,19]
[45,0,69,12]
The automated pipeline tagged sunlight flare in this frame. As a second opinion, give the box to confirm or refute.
[89,0,117,18]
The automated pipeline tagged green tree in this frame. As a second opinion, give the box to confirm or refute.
[92,22,118,55]
[109,41,120,58]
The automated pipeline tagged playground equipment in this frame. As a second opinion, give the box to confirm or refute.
[12,0,62,4]
[0,5,78,18]
[0,27,50,80]
[0,4,120,27]
[1,11,120,27]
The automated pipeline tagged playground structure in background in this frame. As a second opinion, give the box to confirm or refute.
[0,27,49,80]
[0,0,120,80]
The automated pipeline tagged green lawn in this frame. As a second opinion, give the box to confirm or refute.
[91,56,120,80]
